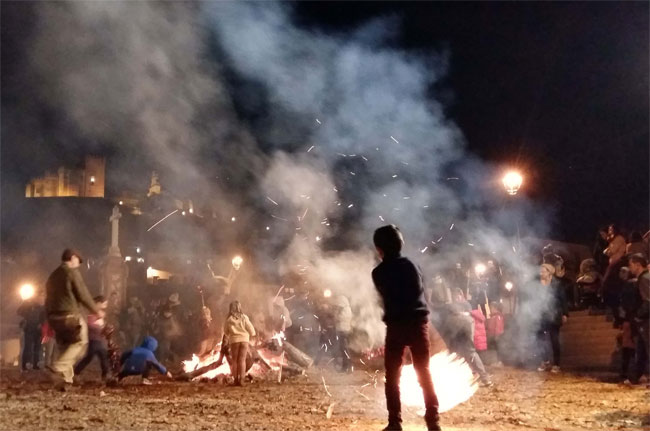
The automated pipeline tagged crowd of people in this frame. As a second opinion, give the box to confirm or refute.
[13,224,649,415]
[15,248,354,389]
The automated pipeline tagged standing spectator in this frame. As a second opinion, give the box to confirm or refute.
[448,289,492,386]
[537,264,569,373]
[593,228,610,274]
[627,254,649,385]
[17,292,45,371]
[41,320,56,369]
[223,300,256,386]
[627,232,647,258]
[45,249,99,390]
[470,303,488,364]
[333,294,353,373]
[554,261,577,310]
[486,301,505,360]
[617,319,636,382]
[156,305,182,363]
[125,296,145,349]
[74,296,111,382]
[372,225,440,431]
[603,225,628,315]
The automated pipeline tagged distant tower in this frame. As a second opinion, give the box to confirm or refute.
[82,156,105,197]
[147,171,161,197]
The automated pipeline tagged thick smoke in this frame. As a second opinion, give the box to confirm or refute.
[206,2,551,351]
[13,2,554,354]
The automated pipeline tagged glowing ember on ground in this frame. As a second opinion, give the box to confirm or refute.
[399,350,478,413]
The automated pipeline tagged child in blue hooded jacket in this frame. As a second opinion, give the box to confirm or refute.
[118,336,172,385]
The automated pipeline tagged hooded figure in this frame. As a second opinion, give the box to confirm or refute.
[118,336,169,383]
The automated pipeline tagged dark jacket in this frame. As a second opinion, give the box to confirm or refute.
[120,336,167,376]
[45,264,98,316]
[544,278,569,327]
[372,255,429,324]
[636,270,650,320]
[17,301,45,331]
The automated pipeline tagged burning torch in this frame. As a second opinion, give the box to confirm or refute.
[225,255,243,295]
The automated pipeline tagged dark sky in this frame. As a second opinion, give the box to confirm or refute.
[294,1,649,242]
[1,1,648,245]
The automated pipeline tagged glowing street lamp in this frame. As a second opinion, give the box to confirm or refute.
[474,263,487,277]
[502,171,523,196]
[504,281,514,291]
[323,289,332,298]
[19,283,35,301]
[231,255,243,271]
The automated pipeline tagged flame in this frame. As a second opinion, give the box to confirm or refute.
[182,347,231,381]
[182,333,289,381]
[399,350,478,413]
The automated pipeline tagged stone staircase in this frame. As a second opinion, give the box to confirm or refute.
[560,309,619,370]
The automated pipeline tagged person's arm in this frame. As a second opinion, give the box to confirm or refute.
[146,351,167,375]
[70,269,99,314]
[245,315,256,338]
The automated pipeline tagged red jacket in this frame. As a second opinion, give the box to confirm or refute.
[471,309,488,351]
[486,312,505,338]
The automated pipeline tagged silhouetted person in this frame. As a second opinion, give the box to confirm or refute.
[372,225,440,431]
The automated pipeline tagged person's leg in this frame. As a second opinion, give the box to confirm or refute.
[550,325,561,367]
[43,339,55,368]
[21,330,32,370]
[230,342,241,384]
[338,331,351,372]
[73,340,95,376]
[409,321,439,428]
[238,342,249,385]
[52,317,88,384]
[632,334,648,383]
[384,325,406,427]
[29,329,42,369]
[97,345,110,379]
[621,348,633,379]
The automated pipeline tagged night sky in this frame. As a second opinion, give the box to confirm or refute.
[294,2,649,242]
[1,1,648,246]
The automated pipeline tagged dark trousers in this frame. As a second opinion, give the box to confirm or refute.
[231,342,249,384]
[337,331,351,371]
[539,324,561,366]
[118,363,154,380]
[74,339,109,378]
[385,320,439,425]
[21,328,42,370]
[620,347,635,379]
[632,323,649,384]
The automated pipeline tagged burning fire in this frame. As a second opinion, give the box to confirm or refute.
[399,350,478,413]
[182,346,231,380]
[182,332,288,381]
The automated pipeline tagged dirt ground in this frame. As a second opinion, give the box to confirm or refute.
[0,365,648,431]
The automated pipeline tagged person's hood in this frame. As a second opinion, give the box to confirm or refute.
[140,336,158,352]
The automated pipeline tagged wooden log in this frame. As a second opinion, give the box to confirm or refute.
[283,341,314,368]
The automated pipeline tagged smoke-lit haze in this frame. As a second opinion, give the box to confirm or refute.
[4,2,553,352]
